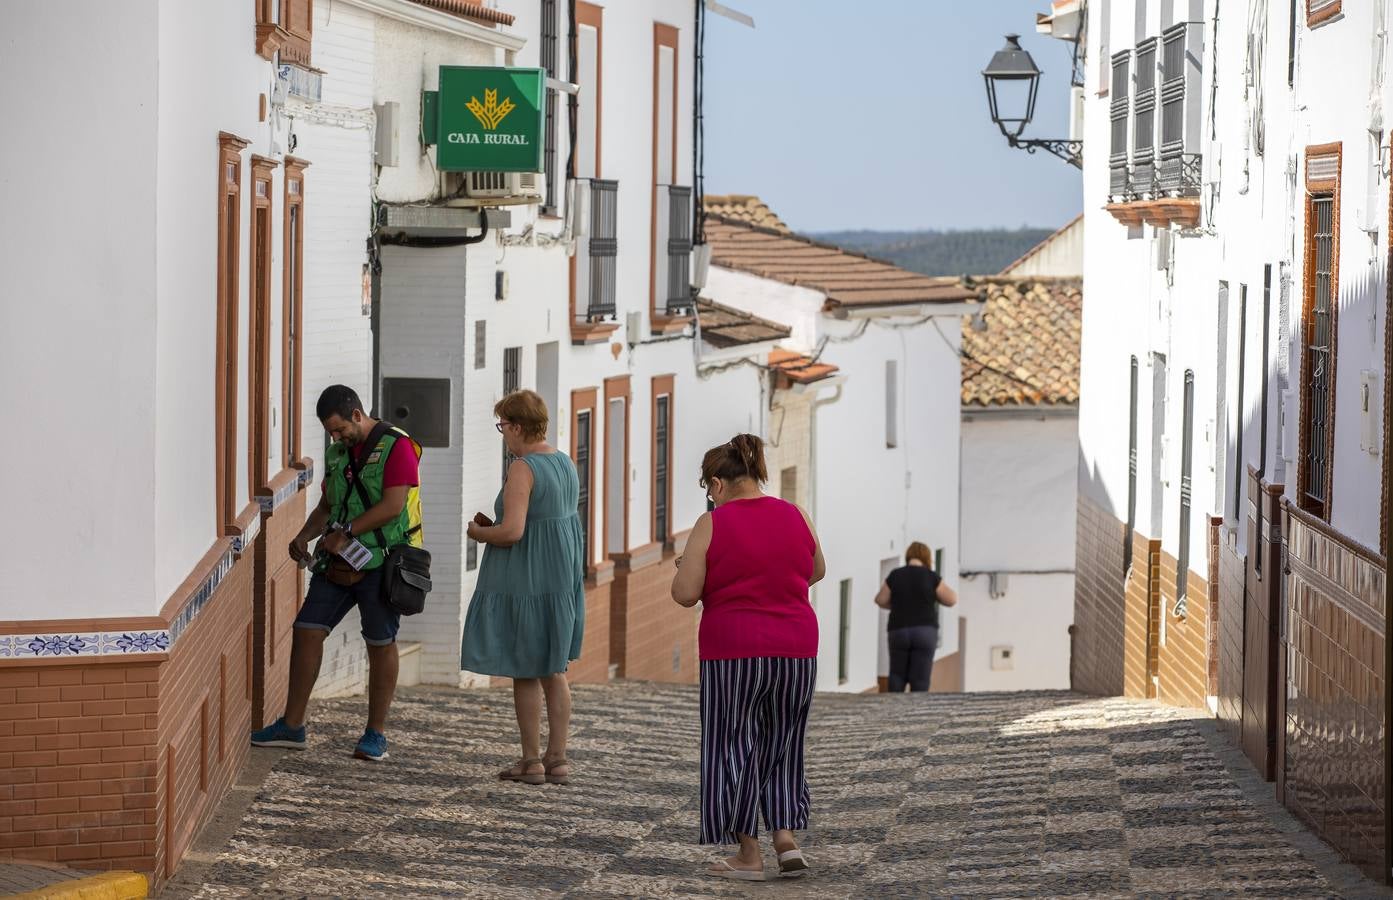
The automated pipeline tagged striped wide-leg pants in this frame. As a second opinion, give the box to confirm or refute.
[699,656,816,845]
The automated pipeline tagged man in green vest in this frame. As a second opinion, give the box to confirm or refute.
[251,385,424,762]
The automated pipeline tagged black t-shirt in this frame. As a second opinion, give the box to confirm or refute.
[885,565,942,631]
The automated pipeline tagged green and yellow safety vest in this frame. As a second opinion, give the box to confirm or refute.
[321,423,424,570]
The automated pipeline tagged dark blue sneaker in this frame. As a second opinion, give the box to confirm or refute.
[353,728,388,762]
[250,717,306,750]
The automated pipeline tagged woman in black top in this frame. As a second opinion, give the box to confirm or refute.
[874,542,958,692]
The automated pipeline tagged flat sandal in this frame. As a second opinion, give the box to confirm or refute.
[544,756,571,785]
[498,757,545,785]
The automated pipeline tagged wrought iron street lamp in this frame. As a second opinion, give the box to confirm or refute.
[982,34,1082,169]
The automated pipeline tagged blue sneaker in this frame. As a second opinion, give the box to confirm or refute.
[250,717,306,750]
[354,728,388,762]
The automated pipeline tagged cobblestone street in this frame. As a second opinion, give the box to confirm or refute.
[165,685,1387,898]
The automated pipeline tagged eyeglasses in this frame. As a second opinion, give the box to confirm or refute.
[495,421,509,434]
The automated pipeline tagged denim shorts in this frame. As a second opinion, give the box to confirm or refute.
[293,569,400,646]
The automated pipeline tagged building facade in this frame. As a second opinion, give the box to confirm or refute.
[1059,0,1390,878]
[0,0,329,883]
[701,208,977,693]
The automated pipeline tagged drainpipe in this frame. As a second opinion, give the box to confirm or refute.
[801,375,845,618]
[801,376,845,525]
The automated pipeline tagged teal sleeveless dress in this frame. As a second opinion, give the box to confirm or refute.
[460,451,586,678]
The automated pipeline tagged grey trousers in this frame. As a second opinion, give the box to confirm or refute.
[887,625,938,692]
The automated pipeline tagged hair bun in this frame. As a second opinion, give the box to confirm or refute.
[730,434,767,483]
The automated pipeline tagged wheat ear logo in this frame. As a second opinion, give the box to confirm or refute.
[466,89,516,130]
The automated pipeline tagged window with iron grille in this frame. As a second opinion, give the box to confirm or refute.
[654,394,670,543]
[576,409,593,568]
[1125,356,1139,576]
[540,0,559,215]
[1301,194,1336,517]
[1175,370,1195,616]
[665,186,693,314]
[503,346,521,478]
[1157,23,1201,196]
[579,179,619,321]
[1109,51,1131,199]
[1234,284,1248,524]
[1132,40,1157,196]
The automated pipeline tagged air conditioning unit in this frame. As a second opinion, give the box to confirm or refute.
[464,171,542,201]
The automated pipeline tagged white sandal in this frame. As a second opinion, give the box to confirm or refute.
[777,848,809,877]
[708,860,766,881]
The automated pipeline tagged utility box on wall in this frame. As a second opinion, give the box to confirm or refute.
[381,377,451,447]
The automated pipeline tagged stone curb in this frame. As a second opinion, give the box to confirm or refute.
[8,872,148,900]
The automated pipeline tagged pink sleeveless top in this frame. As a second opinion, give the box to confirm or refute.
[700,496,818,660]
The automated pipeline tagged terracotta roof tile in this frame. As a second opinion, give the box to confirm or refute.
[702,195,790,232]
[696,299,791,348]
[769,349,839,385]
[960,277,1082,408]
[405,0,515,26]
[706,216,977,311]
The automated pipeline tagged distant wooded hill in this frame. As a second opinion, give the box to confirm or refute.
[811,227,1055,276]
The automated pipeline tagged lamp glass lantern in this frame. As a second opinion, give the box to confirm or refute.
[982,34,1042,141]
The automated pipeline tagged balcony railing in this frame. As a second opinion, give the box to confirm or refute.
[576,178,618,323]
[656,185,694,315]
[1157,151,1201,196]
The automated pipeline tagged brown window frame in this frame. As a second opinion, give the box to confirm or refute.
[649,23,680,323]
[603,375,631,559]
[216,133,250,535]
[651,375,674,547]
[1307,0,1342,27]
[249,155,278,495]
[282,157,308,469]
[567,2,618,344]
[1298,142,1341,521]
[572,388,599,573]
[576,2,604,179]
[256,0,313,65]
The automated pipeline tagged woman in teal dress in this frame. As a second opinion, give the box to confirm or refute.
[462,389,585,786]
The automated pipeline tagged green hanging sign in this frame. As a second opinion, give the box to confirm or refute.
[433,66,545,173]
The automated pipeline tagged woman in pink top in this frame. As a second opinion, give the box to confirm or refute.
[672,434,826,882]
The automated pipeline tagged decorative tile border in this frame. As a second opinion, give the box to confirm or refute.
[0,630,170,658]
[261,465,313,515]
[168,547,236,646]
[231,513,262,555]
[2,469,313,663]
[298,461,315,487]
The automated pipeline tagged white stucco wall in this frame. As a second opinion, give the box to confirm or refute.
[153,0,284,606]
[1,2,280,619]
[960,413,1078,691]
[1001,217,1084,278]
[702,268,824,353]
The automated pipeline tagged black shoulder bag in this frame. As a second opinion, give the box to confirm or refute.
[349,422,432,616]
